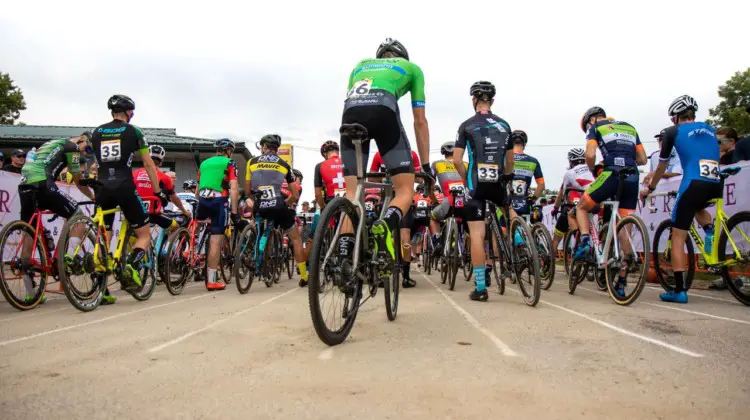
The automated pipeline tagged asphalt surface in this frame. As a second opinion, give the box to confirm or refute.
[1,266,748,420]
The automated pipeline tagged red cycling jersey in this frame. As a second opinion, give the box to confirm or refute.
[369,150,421,172]
[133,168,173,213]
[314,156,346,199]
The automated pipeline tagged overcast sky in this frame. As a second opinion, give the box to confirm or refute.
[2,1,748,202]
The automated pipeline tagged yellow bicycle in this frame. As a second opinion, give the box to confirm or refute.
[57,197,157,312]
[651,167,750,305]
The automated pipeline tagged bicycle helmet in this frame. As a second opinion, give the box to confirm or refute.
[415,183,426,193]
[580,106,606,132]
[320,140,339,157]
[433,184,442,194]
[259,134,281,149]
[149,145,166,161]
[440,141,454,156]
[107,94,135,111]
[470,81,496,100]
[511,130,528,146]
[214,138,235,150]
[293,168,303,181]
[183,180,198,190]
[668,95,698,117]
[567,148,585,162]
[376,38,409,60]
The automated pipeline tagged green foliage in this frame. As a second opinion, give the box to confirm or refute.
[707,68,750,135]
[0,72,27,125]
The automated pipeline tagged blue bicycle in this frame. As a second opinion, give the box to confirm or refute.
[233,215,282,293]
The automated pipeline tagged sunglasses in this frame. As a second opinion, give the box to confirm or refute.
[718,137,734,143]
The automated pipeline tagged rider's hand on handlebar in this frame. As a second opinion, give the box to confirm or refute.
[420,163,435,184]
[551,207,559,219]
[155,190,169,207]
[230,213,241,226]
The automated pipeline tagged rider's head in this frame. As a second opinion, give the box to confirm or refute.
[668,95,698,125]
[376,38,409,60]
[511,130,528,151]
[440,141,454,159]
[320,140,340,159]
[567,148,586,168]
[107,94,135,123]
[183,179,198,193]
[76,131,93,157]
[292,168,303,184]
[259,134,281,155]
[214,138,235,157]
[470,81,495,111]
[433,184,442,195]
[580,106,606,133]
[149,145,166,167]
[415,183,426,195]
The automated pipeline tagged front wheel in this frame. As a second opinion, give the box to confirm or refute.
[122,229,156,301]
[233,225,256,294]
[533,223,555,290]
[652,219,695,292]
[509,216,541,306]
[604,215,649,306]
[57,214,106,312]
[164,227,191,296]
[718,211,750,305]
[0,221,48,311]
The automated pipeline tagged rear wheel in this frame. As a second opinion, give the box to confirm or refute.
[57,214,106,312]
[122,229,156,301]
[509,216,541,306]
[218,232,233,284]
[604,215,649,306]
[233,225,256,294]
[164,227,191,295]
[718,212,750,305]
[0,221,48,311]
[383,227,401,321]
[533,223,555,290]
[652,219,695,292]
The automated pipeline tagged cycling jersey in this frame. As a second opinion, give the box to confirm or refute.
[166,192,198,217]
[246,153,294,210]
[198,156,238,198]
[21,139,81,186]
[510,153,544,214]
[133,167,174,200]
[90,120,148,183]
[586,118,644,170]
[431,159,467,205]
[345,57,425,111]
[649,150,681,174]
[412,193,431,220]
[560,163,594,204]
[314,156,346,200]
[370,150,421,172]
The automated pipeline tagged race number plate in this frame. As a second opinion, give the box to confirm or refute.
[100,140,121,162]
[512,180,527,196]
[259,186,276,200]
[347,79,372,98]
[477,163,499,182]
[334,189,347,197]
[698,159,719,181]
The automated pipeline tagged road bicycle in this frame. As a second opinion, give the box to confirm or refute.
[233,211,284,294]
[559,191,606,291]
[527,202,555,290]
[650,166,750,305]
[567,168,650,305]
[438,186,472,291]
[0,199,94,310]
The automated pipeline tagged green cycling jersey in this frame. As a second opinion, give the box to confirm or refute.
[22,138,81,185]
[346,57,425,109]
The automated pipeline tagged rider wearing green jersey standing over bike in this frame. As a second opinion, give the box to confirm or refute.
[338,38,434,277]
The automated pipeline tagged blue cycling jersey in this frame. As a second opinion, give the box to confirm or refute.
[660,122,720,192]
[586,118,643,170]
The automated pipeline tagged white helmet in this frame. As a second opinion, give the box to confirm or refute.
[668,95,698,117]
[149,145,166,161]
[567,148,585,161]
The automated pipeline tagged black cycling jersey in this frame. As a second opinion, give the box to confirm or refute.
[455,110,513,190]
[246,153,295,210]
[90,119,148,184]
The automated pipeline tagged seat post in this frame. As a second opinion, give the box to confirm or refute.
[352,139,365,180]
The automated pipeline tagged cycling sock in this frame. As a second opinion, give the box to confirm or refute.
[128,247,146,268]
[207,268,217,283]
[673,271,685,293]
[338,233,355,258]
[402,262,410,279]
[383,206,403,233]
[579,234,591,245]
[473,266,486,291]
[297,262,308,280]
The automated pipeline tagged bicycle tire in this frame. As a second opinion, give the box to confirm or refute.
[448,225,459,291]
[308,197,362,346]
[57,214,106,312]
[383,226,400,321]
[533,223,556,290]
[163,227,190,295]
[234,225,256,294]
[563,229,577,278]
[286,245,294,280]
[718,211,750,305]
[462,232,472,282]
[216,232,232,285]
[0,221,47,310]
[652,219,695,292]
[122,228,156,301]
[604,214,649,306]
[509,216,541,306]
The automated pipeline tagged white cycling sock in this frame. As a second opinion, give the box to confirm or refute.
[207,268,217,283]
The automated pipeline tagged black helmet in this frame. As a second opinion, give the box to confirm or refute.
[470,81,496,100]
[183,180,197,190]
[440,141,454,156]
[107,94,135,112]
[376,38,409,60]
[292,168,303,181]
[580,106,606,132]
[214,138,235,150]
[511,130,528,146]
[415,183,426,193]
[320,140,339,157]
[259,134,281,149]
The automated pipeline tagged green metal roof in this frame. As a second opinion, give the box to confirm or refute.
[0,124,214,145]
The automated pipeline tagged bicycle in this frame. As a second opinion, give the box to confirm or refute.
[559,189,606,292]
[307,123,431,345]
[233,210,284,294]
[528,202,555,290]
[650,166,750,305]
[57,188,159,312]
[567,167,650,305]
[0,200,94,310]
[439,186,471,291]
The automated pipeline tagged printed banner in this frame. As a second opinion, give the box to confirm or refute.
[278,144,293,167]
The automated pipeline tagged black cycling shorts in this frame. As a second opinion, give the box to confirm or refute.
[19,182,80,223]
[255,206,296,231]
[672,180,722,230]
[197,197,229,235]
[583,170,639,211]
[96,179,149,230]
[150,214,177,230]
[340,105,414,177]
[553,208,571,237]
[464,184,508,222]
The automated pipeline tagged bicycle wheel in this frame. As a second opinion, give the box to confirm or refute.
[422,238,432,275]
[57,214,107,312]
[462,233,472,282]
[652,219,695,292]
[308,197,362,346]
[383,226,400,321]
[162,227,190,295]
[0,221,47,311]
[440,256,448,284]
[122,229,156,301]
[233,225,256,294]
[218,232,233,284]
[509,216,541,306]
[286,244,294,280]
[533,223,555,290]
[563,229,577,278]
[718,211,750,305]
[604,214,649,306]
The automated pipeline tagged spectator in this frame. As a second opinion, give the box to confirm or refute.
[643,129,682,186]
[0,151,4,169]
[87,162,99,179]
[166,171,177,187]
[301,201,311,213]
[2,149,26,174]
[732,105,750,162]
[717,127,739,164]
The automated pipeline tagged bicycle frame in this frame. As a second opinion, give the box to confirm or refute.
[90,206,131,273]
[587,200,621,268]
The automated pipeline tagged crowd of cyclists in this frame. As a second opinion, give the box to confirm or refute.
[1,39,748,339]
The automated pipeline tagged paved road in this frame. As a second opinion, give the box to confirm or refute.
[1,267,748,419]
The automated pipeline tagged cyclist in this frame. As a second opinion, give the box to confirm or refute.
[550,148,594,252]
[168,180,199,217]
[314,140,346,210]
[574,106,647,297]
[454,81,515,301]
[508,130,545,229]
[640,95,722,304]
[18,132,96,304]
[430,141,468,240]
[245,134,308,287]
[399,183,436,286]
[90,94,166,301]
[338,37,433,274]
[196,138,241,291]
[133,145,191,231]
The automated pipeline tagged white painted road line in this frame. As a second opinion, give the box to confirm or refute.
[418,271,518,357]
[0,292,215,347]
[643,302,750,326]
[148,288,297,353]
[645,286,739,305]
[0,306,69,323]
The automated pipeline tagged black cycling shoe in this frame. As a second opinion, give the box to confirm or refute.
[402,277,417,288]
[469,288,488,302]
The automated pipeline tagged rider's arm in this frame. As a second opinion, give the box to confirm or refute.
[66,149,94,199]
[244,160,253,197]
[230,179,240,214]
[648,126,678,190]
[410,64,430,166]
[72,173,95,200]
[553,181,565,209]
[287,172,299,206]
[453,123,468,181]
[315,188,325,210]
[635,132,648,166]
[585,139,598,173]
[313,163,325,209]
[504,133,515,175]
[533,161,545,198]
[140,153,162,194]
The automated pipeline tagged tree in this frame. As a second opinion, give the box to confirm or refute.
[0,72,27,125]
[707,68,750,135]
